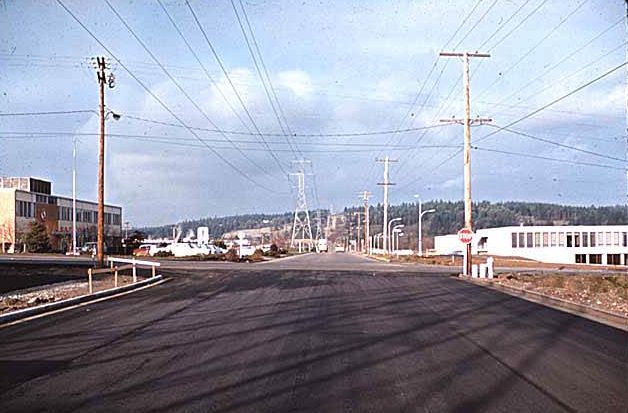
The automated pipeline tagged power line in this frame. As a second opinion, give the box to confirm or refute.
[476,0,589,101]
[476,0,532,50]
[471,146,626,170]
[231,0,301,158]
[122,114,448,137]
[486,124,626,163]
[184,0,288,177]
[55,0,281,194]
[103,0,272,176]
[486,0,549,52]
[475,59,628,145]
[0,130,459,149]
[154,0,258,139]
[451,0,500,50]
[0,110,94,116]
[359,0,487,188]
[494,16,624,108]
[397,59,627,188]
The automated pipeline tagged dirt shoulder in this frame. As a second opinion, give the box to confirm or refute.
[478,272,628,317]
[0,274,142,315]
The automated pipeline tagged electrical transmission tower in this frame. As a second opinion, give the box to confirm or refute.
[290,160,314,252]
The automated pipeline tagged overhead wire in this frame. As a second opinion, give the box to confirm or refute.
[154,0,260,142]
[398,59,628,188]
[475,0,589,101]
[231,0,301,158]
[184,0,289,177]
[103,0,273,176]
[55,0,282,194]
[358,0,487,190]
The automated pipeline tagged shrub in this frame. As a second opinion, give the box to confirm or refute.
[225,249,239,262]
[153,250,174,257]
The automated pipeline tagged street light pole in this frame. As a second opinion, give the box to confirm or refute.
[391,224,404,254]
[72,136,77,255]
[387,218,401,254]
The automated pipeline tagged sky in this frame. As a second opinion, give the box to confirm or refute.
[0,0,626,226]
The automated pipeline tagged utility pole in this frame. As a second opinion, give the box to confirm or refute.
[439,51,490,276]
[92,56,116,267]
[358,191,372,254]
[290,160,314,252]
[96,56,106,267]
[353,211,363,252]
[376,157,397,254]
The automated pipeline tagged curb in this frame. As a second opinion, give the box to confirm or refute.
[255,252,314,264]
[461,277,628,332]
[0,275,164,325]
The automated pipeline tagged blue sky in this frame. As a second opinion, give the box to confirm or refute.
[0,0,626,226]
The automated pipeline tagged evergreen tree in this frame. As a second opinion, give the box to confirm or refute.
[23,221,51,253]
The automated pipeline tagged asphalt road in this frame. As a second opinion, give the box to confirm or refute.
[0,253,625,412]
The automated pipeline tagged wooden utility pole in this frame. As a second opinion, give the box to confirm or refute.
[353,211,363,252]
[376,157,397,254]
[439,51,490,276]
[358,191,372,254]
[96,56,106,267]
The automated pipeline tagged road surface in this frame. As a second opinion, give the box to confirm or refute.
[0,253,625,412]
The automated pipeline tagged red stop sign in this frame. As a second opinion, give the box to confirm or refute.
[457,228,473,244]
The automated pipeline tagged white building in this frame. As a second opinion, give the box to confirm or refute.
[434,225,628,265]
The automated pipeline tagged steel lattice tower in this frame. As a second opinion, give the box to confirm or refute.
[290,162,314,252]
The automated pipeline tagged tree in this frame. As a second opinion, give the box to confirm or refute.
[23,221,51,253]
[126,230,146,251]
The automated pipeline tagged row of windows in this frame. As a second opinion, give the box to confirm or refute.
[511,231,627,249]
[575,254,627,265]
[16,200,34,218]
[59,207,121,226]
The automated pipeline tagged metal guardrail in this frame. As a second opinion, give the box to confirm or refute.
[87,257,161,294]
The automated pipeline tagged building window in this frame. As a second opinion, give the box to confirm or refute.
[566,232,573,247]
[575,254,587,264]
[623,232,627,247]
[542,232,549,247]
[590,232,596,247]
[534,232,540,247]
[605,232,611,246]
[613,232,620,246]
[597,232,604,246]
[518,232,525,248]
[607,254,621,266]
[550,232,557,247]
[589,254,602,264]
[559,232,565,247]
[574,233,580,248]
[526,233,533,248]
[582,232,588,247]
[16,200,34,218]
[511,233,517,248]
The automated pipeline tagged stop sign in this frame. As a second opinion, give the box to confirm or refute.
[457,228,473,244]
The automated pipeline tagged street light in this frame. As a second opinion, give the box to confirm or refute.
[387,217,402,254]
[394,231,405,252]
[414,195,436,257]
[392,224,404,254]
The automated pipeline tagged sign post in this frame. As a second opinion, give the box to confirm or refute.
[457,228,473,275]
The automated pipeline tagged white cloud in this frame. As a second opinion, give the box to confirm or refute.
[277,70,314,97]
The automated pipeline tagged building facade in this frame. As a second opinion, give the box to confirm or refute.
[0,177,122,253]
[434,225,628,265]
